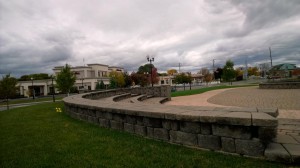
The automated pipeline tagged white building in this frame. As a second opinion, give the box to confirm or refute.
[18,64,124,97]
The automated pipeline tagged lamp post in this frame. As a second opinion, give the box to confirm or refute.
[147,55,154,87]
[51,75,55,102]
[31,77,35,100]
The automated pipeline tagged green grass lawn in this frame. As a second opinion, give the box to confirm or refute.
[0,102,287,168]
[0,96,64,106]
[171,85,257,97]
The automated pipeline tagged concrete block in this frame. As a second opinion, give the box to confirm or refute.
[212,124,251,139]
[88,116,98,124]
[136,116,144,126]
[99,118,110,128]
[125,115,137,124]
[290,135,300,143]
[273,134,299,144]
[180,121,201,134]
[134,125,147,136]
[265,143,291,163]
[257,108,278,117]
[79,114,88,121]
[258,127,277,145]
[198,134,221,150]
[95,111,104,118]
[200,123,212,135]
[221,137,236,153]
[216,112,251,126]
[153,128,169,141]
[88,109,96,117]
[199,111,229,123]
[112,113,124,122]
[143,117,162,128]
[103,112,112,120]
[235,139,264,156]
[215,107,256,112]
[169,131,197,146]
[176,111,201,122]
[162,120,179,130]
[282,144,300,163]
[147,127,154,138]
[124,123,134,133]
[252,112,277,126]
[110,120,123,131]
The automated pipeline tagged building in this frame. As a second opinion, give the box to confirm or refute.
[269,63,298,78]
[18,64,124,97]
[157,73,204,86]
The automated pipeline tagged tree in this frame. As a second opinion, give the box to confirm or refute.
[130,72,148,87]
[109,77,117,89]
[0,74,18,110]
[235,68,244,81]
[99,80,105,89]
[55,64,76,96]
[167,69,177,75]
[248,67,259,76]
[214,67,223,80]
[19,73,51,81]
[95,80,105,90]
[136,64,159,86]
[123,72,132,87]
[222,60,235,85]
[201,68,212,85]
[174,73,191,90]
[109,71,125,88]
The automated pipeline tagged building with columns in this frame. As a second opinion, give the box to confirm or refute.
[18,64,124,97]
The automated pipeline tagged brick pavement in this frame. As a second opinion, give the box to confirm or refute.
[207,86,300,110]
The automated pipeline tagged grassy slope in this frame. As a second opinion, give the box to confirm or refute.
[0,102,285,168]
[171,85,257,97]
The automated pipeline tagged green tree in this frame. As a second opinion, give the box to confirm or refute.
[55,64,76,96]
[174,73,191,90]
[99,80,105,89]
[110,71,125,88]
[19,73,50,81]
[123,72,132,87]
[137,64,159,86]
[0,74,18,110]
[96,80,105,90]
[222,60,235,85]
[109,77,117,89]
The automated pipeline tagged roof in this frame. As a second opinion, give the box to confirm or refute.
[87,64,109,67]
[270,63,297,71]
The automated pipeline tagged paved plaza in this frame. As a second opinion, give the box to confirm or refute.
[165,86,300,118]
[165,86,300,143]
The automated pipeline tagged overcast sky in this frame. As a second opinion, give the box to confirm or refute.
[1,0,300,77]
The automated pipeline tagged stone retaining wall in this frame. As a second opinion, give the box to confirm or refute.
[259,82,300,89]
[63,86,278,160]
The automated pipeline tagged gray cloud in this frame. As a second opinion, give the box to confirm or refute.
[0,0,299,77]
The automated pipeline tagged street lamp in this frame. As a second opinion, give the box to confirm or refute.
[147,55,155,87]
[31,77,35,100]
[51,75,55,102]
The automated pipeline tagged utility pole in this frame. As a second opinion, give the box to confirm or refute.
[269,47,272,67]
[178,63,181,73]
